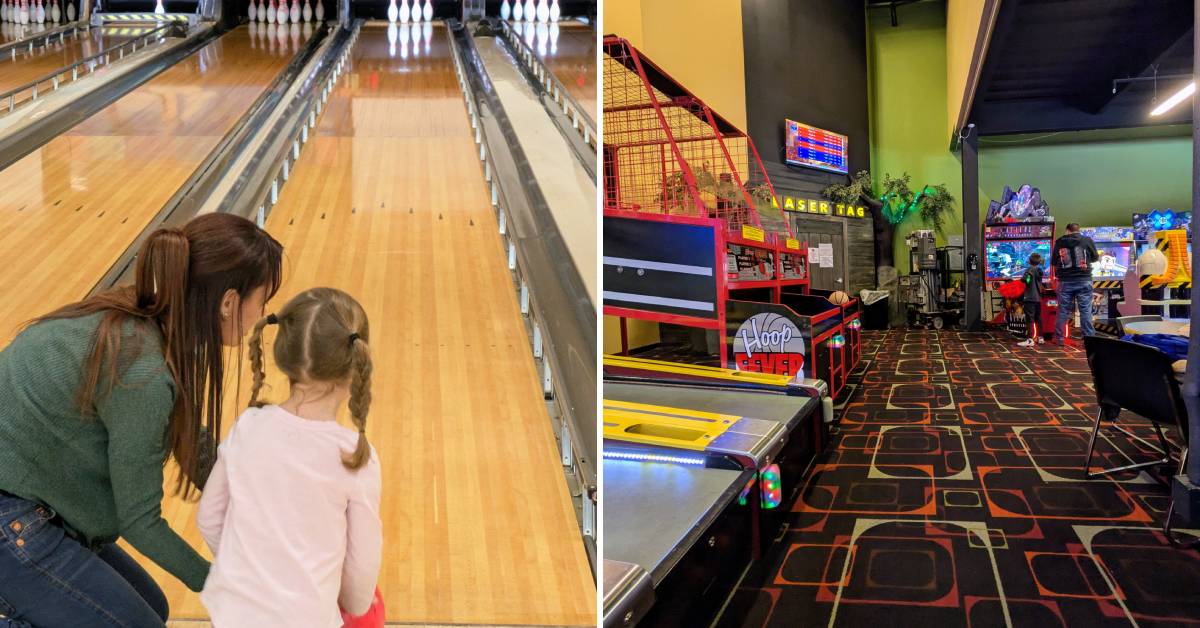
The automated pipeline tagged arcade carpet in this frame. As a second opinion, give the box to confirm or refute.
[716,329,1200,627]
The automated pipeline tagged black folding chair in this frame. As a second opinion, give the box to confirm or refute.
[1083,335,1191,543]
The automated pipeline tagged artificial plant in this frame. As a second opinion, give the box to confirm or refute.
[823,170,956,268]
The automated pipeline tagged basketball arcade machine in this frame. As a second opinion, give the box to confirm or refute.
[982,185,1057,338]
[602,38,859,396]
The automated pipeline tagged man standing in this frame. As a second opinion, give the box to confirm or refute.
[1052,223,1099,343]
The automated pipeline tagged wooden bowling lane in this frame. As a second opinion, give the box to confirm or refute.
[137,23,597,626]
[0,27,136,94]
[0,21,51,46]
[521,20,595,121]
[0,26,305,343]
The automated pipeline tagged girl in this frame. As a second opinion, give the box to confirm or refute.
[0,213,284,627]
[197,287,382,627]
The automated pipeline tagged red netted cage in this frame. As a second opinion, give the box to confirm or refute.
[602,35,794,240]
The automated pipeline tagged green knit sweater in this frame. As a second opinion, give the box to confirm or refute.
[0,312,209,591]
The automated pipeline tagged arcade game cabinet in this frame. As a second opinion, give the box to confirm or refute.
[1079,226,1135,332]
[982,185,1057,338]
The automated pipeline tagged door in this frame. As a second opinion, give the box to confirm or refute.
[793,219,847,291]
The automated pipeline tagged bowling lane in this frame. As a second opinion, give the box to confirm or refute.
[142,23,597,625]
[0,20,51,45]
[0,25,307,342]
[522,20,595,121]
[0,27,137,94]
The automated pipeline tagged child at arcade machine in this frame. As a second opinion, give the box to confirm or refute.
[1018,253,1045,347]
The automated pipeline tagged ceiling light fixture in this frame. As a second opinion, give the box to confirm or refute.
[1150,81,1196,116]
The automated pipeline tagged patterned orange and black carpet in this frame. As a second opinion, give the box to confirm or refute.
[717,329,1200,627]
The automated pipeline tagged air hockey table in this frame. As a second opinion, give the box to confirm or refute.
[602,360,823,627]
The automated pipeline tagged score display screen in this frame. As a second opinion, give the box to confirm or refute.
[784,119,848,174]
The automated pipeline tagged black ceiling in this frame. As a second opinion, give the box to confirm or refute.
[970,0,1194,136]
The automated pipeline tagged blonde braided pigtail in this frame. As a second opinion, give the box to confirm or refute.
[342,336,373,470]
[247,314,276,408]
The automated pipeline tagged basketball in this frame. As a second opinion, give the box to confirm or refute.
[828,291,850,305]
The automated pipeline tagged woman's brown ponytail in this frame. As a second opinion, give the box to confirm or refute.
[343,336,373,470]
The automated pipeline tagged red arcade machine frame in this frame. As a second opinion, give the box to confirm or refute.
[602,36,860,396]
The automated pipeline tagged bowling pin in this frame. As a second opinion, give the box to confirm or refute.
[523,0,533,21]
[301,0,309,22]
[20,0,29,25]
[3,0,9,22]
[153,0,163,14]
[385,0,395,22]
[37,0,44,23]
[421,0,430,21]
[65,0,72,20]
[265,0,274,23]
[398,0,408,22]
[256,0,264,20]
[535,0,546,22]
[247,0,256,21]
[288,0,298,23]
[499,0,508,21]
[511,0,520,20]
[548,0,558,22]
[313,0,322,21]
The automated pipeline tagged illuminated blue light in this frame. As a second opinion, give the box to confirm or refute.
[603,450,707,466]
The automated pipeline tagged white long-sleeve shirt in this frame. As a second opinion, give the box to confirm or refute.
[197,405,383,627]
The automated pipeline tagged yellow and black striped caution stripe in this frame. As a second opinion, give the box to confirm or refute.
[100,12,189,22]
[1140,275,1193,289]
[1094,280,1122,290]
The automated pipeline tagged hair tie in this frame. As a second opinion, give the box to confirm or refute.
[349,332,360,345]
[266,313,278,325]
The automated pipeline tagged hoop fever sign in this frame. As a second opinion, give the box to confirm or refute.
[731,313,805,377]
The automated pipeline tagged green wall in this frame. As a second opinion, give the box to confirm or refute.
[867,1,1193,277]
[979,135,1193,227]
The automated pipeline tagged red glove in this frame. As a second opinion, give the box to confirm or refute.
[340,587,385,628]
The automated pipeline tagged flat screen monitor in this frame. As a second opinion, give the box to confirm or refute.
[784,119,848,174]
[985,239,1051,281]
[1092,243,1131,280]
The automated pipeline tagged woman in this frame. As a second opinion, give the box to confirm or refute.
[0,213,283,627]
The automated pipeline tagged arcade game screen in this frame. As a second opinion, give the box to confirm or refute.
[1091,243,1131,279]
[986,239,1051,280]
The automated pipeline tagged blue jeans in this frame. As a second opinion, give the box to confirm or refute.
[1055,279,1095,342]
[0,493,168,627]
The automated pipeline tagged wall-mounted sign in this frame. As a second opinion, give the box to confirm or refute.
[772,195,867,219]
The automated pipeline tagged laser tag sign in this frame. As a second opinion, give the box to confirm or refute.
[732,313,805,377]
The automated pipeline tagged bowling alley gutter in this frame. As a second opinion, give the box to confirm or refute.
[448,19,598,572]
[0,19,209,171]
